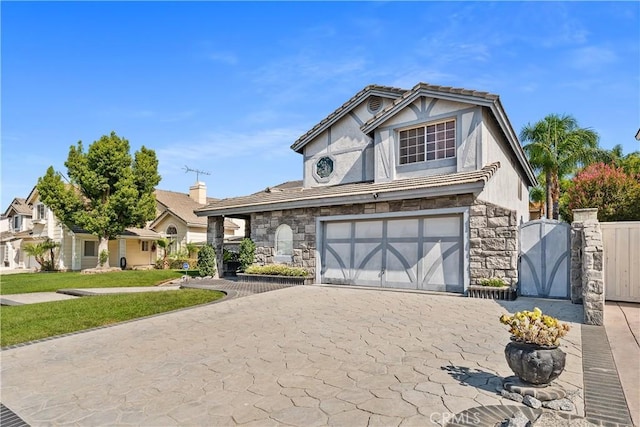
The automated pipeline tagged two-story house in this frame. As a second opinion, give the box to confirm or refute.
[1,181,245,271]
[197,83,537,293]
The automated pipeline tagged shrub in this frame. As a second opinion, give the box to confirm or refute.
[169,258,198,270]
[479,278,508,287]
[567,163,640,222]
[197,244,217,277]
[244,264,309,277]
[223,248,239,263]
[99,250,109,267]
[238,238,256,271]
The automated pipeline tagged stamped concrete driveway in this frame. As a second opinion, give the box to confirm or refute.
[0,286,584,426]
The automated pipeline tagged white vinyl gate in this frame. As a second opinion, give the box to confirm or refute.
[519,219,570,298]
[320,214,463,292]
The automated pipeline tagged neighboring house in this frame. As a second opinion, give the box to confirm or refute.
[0,181,244,271]
[151,182,245,259]
[197,82,537,293]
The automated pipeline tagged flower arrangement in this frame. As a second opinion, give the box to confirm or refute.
[499,307,570,347]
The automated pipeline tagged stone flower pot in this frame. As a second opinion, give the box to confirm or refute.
[504,340,566,386]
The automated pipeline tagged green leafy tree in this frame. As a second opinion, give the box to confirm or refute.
[566,163,640,222]
[197,244,217,277]
[520,114,600,220]
[37,132,160,268]
[602,144,640,176]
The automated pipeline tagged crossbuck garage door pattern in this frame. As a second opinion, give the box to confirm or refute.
[320,214,463,292]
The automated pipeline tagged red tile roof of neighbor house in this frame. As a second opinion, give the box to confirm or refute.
[197,162,500,216]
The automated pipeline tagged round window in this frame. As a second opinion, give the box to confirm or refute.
[316,157,334,178]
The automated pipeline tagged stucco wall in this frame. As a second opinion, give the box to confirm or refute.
[373,99,481,183]
[153,215,188,249]
[302,98,400,188]
[478,109,530,223]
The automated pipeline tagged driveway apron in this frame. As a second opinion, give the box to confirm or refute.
[0,286,585,426]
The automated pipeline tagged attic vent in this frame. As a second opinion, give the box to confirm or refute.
[367,96,382,113]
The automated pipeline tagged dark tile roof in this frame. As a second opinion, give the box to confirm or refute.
[197,162,500,216]
[362,82,498,131]
[290,85,406,153]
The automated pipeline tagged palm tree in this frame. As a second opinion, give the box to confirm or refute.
[520,114,600,220]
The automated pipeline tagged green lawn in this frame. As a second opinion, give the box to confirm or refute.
[1,289,224,347]
[0,270,184,295]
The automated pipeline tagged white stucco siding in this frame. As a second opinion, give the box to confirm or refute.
[55,227,72,270]
[187,229,207,244]
[373,98,481,183]
[458,111,480,172]
[303,113,373,187]
[478,109,530,223]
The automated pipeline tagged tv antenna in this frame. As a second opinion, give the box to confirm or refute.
[183,165,211,182]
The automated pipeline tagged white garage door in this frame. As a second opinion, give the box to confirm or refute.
[320,215,463,292]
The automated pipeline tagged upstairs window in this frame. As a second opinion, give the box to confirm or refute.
[399,119,456,164]
[36,204,47,220]
[12,216,22,231]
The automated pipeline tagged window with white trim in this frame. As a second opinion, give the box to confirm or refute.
[36,204,47,220]
[275,224,293,256]
[12,216,22,231]
[141,241,150,252]
[166,225,178,254]
[84,241,97,257]
[399,119,456,164]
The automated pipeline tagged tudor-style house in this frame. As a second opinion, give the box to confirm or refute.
[200,82,537,293]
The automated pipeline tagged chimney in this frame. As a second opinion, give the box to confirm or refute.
[189,182,207,205]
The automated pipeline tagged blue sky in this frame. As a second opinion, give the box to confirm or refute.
[2,1,639,209]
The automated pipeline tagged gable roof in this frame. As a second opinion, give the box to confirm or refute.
[197,162,500,216]
[360,82,536,186]
[152,189,218,228]
[290,85,406,153]
[3,198,31,217]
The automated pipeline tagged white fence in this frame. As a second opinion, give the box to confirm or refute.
[601,221,640,303]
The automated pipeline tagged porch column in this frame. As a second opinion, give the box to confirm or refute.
[243,215,251,239]
[207,215,224,279]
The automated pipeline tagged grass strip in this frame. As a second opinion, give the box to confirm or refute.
[0,289,224,347]
[0,270,183,295]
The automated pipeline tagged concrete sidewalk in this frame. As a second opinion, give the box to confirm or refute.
[605,302,640,426]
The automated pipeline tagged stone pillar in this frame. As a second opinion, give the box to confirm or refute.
[571,208,604,325]
[207,216,225,279]
[570,223,584,304]
[469,201,519,287]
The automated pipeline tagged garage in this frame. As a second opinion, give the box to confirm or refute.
[319,212,464,292]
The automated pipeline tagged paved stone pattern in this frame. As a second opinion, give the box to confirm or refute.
[581,325,633,426]
[1,287,584,426]
[182,278,300,297]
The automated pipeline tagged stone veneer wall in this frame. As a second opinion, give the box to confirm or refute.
[469,201,519,287]
[570,208,604,325]
[249,194,518,288]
